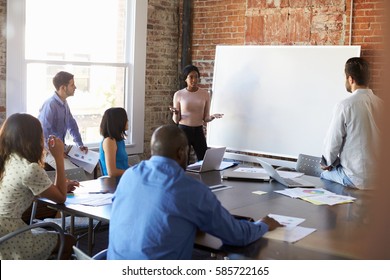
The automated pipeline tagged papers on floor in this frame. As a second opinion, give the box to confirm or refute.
[274,188,356,205]
[263,214,316,243]
[66,193,114,206]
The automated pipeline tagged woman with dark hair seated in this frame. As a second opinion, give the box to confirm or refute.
[0,113,77,259]
[99,107,130,177]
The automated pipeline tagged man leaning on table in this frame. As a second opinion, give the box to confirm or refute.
[107,124,282,260]
[321,57,383,189]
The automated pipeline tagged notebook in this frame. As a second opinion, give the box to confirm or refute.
[222,166,270,182]
[186,147,226,173]
[257,159,315,188]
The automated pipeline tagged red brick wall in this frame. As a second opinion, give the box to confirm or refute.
[184,0,385,97]
[347,0,385,94]
[143,0,180,158]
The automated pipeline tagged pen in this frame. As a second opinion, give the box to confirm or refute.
[88,191,109,194]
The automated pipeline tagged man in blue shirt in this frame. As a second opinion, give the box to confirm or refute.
[107,124,281,260]
[38,71,88,153]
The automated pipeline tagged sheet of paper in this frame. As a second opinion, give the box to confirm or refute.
[66,193,114,206]
[274,188,335,199]
[268,213,305,228]
[68,146,99,173]
[252,190,267,196]
[264,226,317,243]
[187,161,202,168]
[45,153,79,170]
[218,161,237,170]
[301,194,356,206]
[69,157,96,174]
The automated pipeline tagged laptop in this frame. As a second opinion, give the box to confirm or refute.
[186,147,226,173]
[222,166,270,182]
[257,158,315,188]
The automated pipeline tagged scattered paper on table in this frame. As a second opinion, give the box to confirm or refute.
[274,188,356,206]
[268,213,305,227]
[252,190,267,196]
[264,226,316,243]
[301,194,356,206]
[66,193,114,206]
[275,188,335,199]
[263,214,314,243]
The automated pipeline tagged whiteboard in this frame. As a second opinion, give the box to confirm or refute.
[208,45,361,159]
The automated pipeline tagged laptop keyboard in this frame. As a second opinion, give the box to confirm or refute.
[284,178,302,186]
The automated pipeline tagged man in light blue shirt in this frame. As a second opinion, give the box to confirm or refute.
[108,124,281,260]
[321,57,383,189]
[38,71,88,153]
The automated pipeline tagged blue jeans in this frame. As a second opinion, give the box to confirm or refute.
[320,165,355,187]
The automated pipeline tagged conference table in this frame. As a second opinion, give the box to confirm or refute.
[37,168,370,259]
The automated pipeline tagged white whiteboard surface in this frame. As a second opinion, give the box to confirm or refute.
[208,45,361,159]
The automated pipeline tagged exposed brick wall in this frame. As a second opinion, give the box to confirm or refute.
[185,0,384,97]
[179,0,385,160]
[347,0,385,95]
[143,0,180,158]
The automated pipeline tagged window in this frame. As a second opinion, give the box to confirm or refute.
[6,0,147,153]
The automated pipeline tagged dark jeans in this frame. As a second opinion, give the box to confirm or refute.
[178,124,207,161]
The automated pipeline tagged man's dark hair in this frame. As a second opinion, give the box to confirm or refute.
[53,71,74,91]
[345,57,370,86]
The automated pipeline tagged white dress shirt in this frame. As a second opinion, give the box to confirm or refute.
[323,88,383,189]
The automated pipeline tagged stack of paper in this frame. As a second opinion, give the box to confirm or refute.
[274,188,356,205]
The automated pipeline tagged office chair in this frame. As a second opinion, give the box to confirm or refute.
[0,222,65,260]
[72,246,107,260]
[295,154,323,177]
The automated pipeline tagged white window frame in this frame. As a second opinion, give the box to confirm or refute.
[6,0,147,154]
